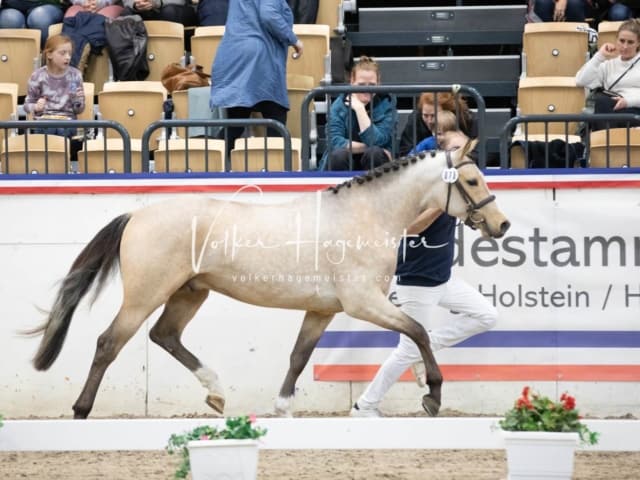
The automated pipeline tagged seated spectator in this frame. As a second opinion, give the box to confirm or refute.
[399,92,476,157]
[23,34,85,160]
[121,0,196,26]
[0,0,65,47]
[408,110,458,155]
[321,55,396,171]
[527,0,589,22]
[599,1,639,21]
[197,0,228,26]
[575,18,640,131]
[65,0,124,19]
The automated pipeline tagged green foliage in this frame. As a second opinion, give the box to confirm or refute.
[166,415,267,479]
[0,414,3,429]
[499,386,599,446]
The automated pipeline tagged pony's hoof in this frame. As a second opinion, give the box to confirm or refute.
[205,394,225,415]
[274,396,293,417]
[421,394,440,417]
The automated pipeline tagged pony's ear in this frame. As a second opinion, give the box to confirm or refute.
[462,138,478,158]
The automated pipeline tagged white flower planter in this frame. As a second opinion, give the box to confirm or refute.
[187,438,259,480]
[502,430,579,480]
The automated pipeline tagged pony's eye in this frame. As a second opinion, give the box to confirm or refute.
[466,178,479,187]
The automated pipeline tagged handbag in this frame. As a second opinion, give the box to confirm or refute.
[161,63,211,94]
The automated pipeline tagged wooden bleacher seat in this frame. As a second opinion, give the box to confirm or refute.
[597,21,623,50]
[144,21,185,82]
[288,24,331,87]
[190,26,225,81]
[589,128,640,168]
[171,89,189,139]
[287,74,315,140]
[0,82,19,151]
[154,138,225,172]
[49,23,112,93]
[230,137,301,171]
[78,82,95,122]
[77,138,143,173]
[522,22,590,77]
[98,81,167,143]
[316,0,343,35]
[0,134,69,174]
[0,29,41,96]
[517,76,586,135]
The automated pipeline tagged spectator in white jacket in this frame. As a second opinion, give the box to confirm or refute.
[575,18,640,131]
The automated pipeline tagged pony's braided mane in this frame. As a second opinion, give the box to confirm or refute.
[326,151,435,194]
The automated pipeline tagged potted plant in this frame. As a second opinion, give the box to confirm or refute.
[498,386,599,480]
[167,414,267,480]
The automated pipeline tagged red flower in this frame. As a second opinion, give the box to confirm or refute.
[521,386,530,399]
[249,413,257,424]
[561,393,576,410]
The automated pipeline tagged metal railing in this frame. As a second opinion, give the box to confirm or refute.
[141,118,292,172]
[499,113,640,169]
[0,120,131,174]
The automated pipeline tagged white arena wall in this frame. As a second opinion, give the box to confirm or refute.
[0,171,639,419]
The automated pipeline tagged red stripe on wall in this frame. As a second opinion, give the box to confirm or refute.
[313,364,640,382]
[1,179,640,195]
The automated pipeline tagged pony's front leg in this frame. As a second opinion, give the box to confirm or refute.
[344,294,442,416]
[275,310,334,417]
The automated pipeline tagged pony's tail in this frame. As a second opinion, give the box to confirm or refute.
[28,213,132,371]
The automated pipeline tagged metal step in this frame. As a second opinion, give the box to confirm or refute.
[376,55,520,98]
[349,5,526,46]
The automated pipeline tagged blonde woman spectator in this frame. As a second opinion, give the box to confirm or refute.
[65,0,123,19]
[575,18,640,130]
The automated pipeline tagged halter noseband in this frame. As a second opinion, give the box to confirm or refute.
[443,150,496,230]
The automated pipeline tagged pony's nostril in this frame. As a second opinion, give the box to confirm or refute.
[500,220,511,235]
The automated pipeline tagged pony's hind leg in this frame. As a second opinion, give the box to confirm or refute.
[148,285,223,414]
[72,305,152,419]
[275,310,334,417]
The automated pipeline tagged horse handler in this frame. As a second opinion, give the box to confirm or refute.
[350,202,498,417]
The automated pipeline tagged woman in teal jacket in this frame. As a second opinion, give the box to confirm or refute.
[321,56,397,171]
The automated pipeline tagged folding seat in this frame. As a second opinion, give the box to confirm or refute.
[0,29,41,96]
[144,21,185,82]
[597,21,623,50]
[76,138,143,173]
[0,134,69,174]
[230,137,301,171]
[189,26,225,79]
[522,22,590,77]
[287,74,315,140]
[517,76,586,135]
[0,82,19,152]
[154,138,225,172]
[97,81,167,144]
[589,128,640,168]
[287,24,331,87]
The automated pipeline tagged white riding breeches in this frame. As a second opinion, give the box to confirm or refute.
[357,277,498,410]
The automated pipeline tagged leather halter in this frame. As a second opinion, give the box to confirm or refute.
[444,150,496,230]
